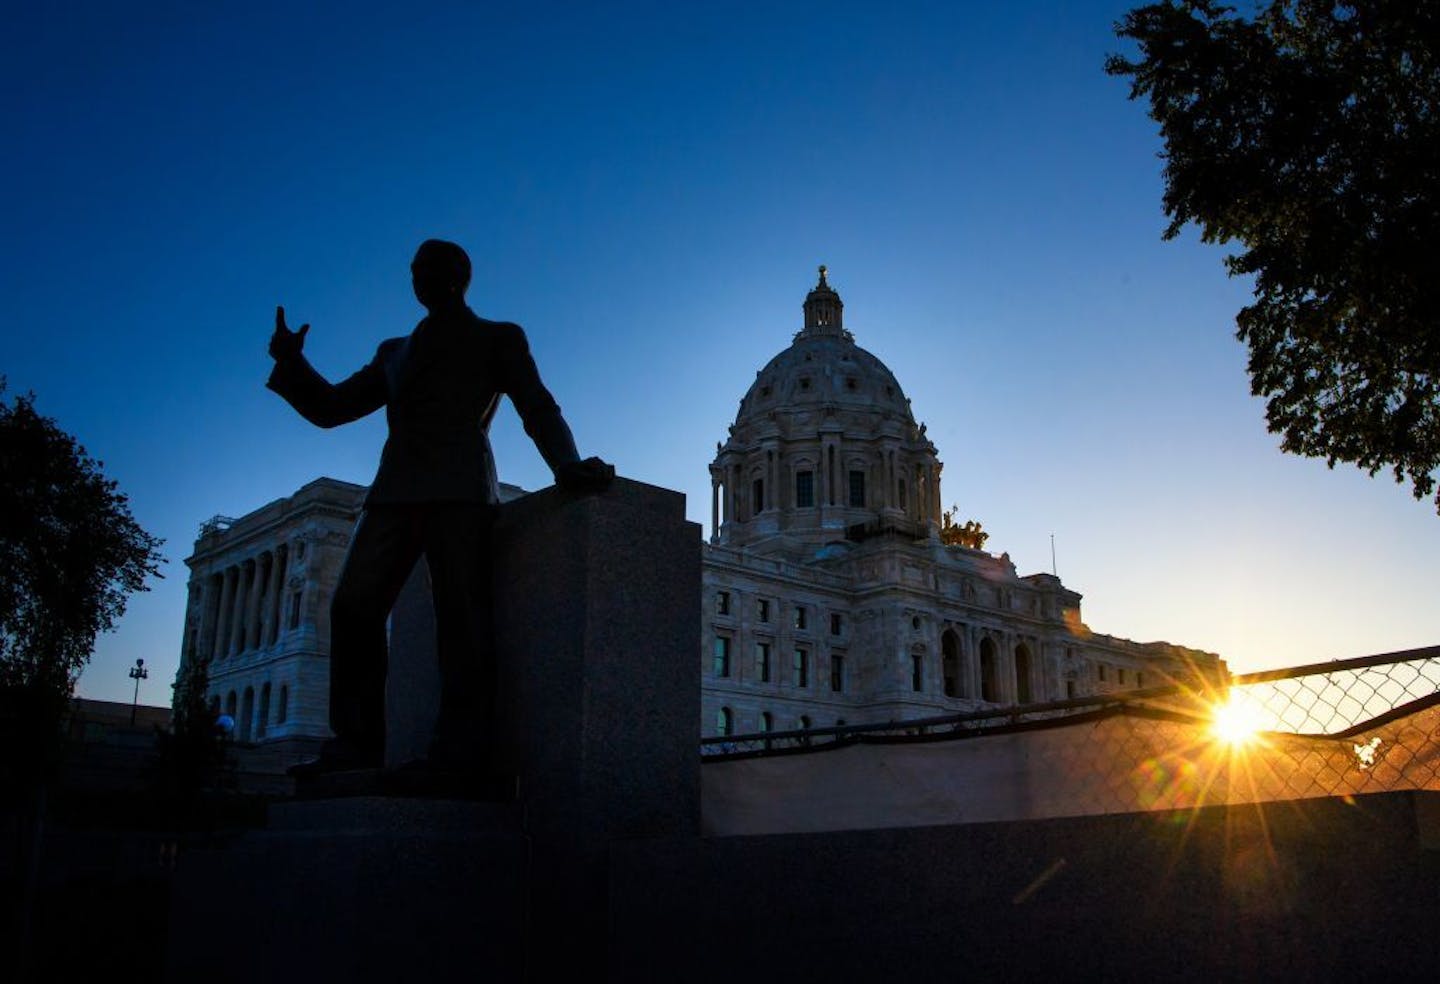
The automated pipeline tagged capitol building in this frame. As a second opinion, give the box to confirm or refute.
[175,270,1223,758]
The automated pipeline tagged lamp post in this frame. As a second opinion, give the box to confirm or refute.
[128,658,148,726]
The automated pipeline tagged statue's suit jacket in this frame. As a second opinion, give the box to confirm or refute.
[267,307,579,507]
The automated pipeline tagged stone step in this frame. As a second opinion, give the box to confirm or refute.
[268,793,522,834]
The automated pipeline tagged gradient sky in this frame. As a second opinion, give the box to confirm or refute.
[4,1,1435,706]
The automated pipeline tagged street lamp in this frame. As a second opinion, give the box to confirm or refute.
[128,658,149,726]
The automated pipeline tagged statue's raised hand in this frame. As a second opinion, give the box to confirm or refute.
[269,306,310,361]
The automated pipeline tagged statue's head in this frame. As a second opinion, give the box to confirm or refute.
[411,239,471,310]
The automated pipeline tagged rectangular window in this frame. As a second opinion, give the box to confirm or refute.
[1066,679,1076,699]
[1136,671,1144,688]
[1097,664,1107,682]
[795,470,814,508]
[793,648,809,688]
[752,478,765,513]
[912,653,924,692]
[288,591,302,630]
[830,653,845,693]
[1118,667,1127,685]
[755,642,771,683]
[898,479,907,509]
[794,605,807,630]
[713,636,731,677]
[757,599,770,622]
[830,612,843,636]
[716,590,731,616]
[848,470,866,507]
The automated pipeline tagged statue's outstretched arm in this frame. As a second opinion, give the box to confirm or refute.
[266,306,387,428]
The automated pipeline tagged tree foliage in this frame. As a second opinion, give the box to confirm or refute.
[1107,1,1440,510]
[0,381,164,695]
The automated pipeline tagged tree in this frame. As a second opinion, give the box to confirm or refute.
[1107,1,1440,510]
[0,380,164,703]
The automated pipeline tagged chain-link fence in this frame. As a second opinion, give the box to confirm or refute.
[700,646,1440,832]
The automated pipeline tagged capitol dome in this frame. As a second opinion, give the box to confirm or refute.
[709,268,943,551]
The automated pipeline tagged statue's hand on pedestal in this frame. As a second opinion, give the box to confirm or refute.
[269,305,310,361]
[557,456,615,495]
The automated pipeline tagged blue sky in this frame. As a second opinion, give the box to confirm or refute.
[4,1,1435,705]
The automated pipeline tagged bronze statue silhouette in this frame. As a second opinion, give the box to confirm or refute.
[268,239,612,777]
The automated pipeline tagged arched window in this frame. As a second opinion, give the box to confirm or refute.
[799,715,812,730]
[225,690,237,719]
[942,629,963,698]
[257,683,271,738]
[759,711,773,732]
[911,652,924,692]
[1015,644,1033,705]
[980,637,999,703]
[277,684,289,724]
[240,687,255,742]
[716,706,733,736]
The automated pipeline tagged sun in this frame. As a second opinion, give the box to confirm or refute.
[1211,694,1265,747]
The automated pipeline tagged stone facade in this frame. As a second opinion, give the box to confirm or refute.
[698,269,1225,738]
[176,478,527,758]
[175,481,524,760]
[179,478,365,757]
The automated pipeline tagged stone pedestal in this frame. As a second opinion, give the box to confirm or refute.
[492,479,702,975]
[166,478,701,983]
[166,798,528,982]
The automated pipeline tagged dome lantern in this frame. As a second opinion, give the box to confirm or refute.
[801,264,845,336]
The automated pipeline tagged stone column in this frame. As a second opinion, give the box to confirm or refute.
[214,566,235,660]
[275,545,290,642]
[241,558,260,652]
[247,554,268,652]
[259,550,277,647]
[1010,638,1020,704]
[229,562,250,655]
[930,464,942,526]
[770,445,780,511]
[195,573,218,665]
[710,475,720,540]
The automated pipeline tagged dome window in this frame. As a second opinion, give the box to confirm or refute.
[799,377,811,391]
[795,470,815,508]
[848,470,866,508]
[845,377,858,391]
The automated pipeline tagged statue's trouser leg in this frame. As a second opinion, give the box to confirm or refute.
[329,506,424,761]
[423,503,497,769]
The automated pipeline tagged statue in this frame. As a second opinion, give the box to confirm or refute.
[268,239,613,777]
[939,506,989,550]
